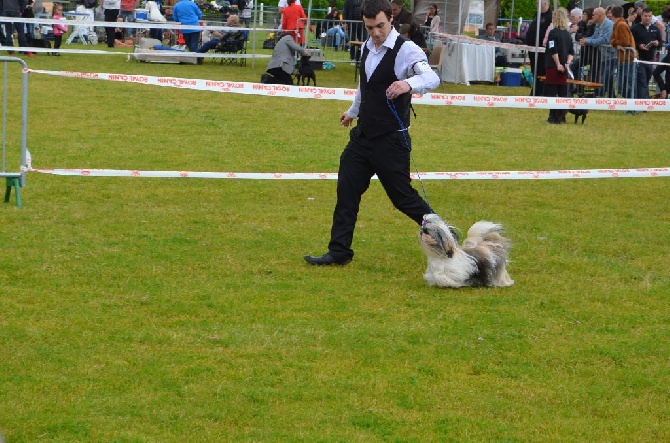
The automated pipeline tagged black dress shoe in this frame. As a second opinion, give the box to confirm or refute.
[304,253,351,266]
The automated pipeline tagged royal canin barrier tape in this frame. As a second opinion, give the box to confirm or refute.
[29,167,670,180]
[27,69,670,112]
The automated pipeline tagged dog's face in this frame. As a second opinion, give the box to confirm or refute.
[419,214,459,259]
[301,55,311,63]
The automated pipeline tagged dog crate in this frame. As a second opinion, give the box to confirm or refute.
[306,48,325,70]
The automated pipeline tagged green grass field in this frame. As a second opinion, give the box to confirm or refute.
[2,47,669,442]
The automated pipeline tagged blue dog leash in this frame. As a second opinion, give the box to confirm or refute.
[386,97,434,214]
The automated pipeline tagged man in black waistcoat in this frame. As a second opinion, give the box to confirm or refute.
[304,0,440,266]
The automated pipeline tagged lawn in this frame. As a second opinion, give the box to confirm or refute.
[1,46,669,442]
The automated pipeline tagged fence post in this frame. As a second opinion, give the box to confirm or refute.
[1,57,29,208]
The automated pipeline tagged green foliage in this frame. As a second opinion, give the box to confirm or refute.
[499,0,667,20]
[1,49,669,441]
[499,0,542,20]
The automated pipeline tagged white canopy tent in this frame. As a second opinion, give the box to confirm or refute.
[411,0,501,35]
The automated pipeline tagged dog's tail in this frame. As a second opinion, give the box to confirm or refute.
[463,221,510,251]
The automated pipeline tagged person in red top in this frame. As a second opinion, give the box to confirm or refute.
[119,0,138,39]
[281,0,306,44]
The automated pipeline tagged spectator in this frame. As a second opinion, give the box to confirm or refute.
[580,7,614,97]
[652,6,670,99]
[145,0,166,40]
[196,14,242,63]
[2,0,30,54]
[52,4,68,54]
[525,0,552,95]
[627,8,637,27]
[569,8,590,81]
[390,0,415,31]
[324,7,347,50]
[545,8,574,124]
[568,8,582,51]
[478,22,508,67]
[119,0,137,39]
[424,3,440,34]
[281,0,306,44]
[343,0,363,61]
[277,0,300,14]
[103,0,121,48]
[633,1,645,24]
[399,22,426,48]
[240,0,252,26]
[631,8,661,100]
[262,31,309,85]
[610,5,636,100]
[172,0,203,52]
[22,0,34,41]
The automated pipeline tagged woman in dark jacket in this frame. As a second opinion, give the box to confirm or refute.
[525,0,553,95]
[545,8,574,124]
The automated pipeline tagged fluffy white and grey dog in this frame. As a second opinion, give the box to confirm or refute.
[418,214,514,288]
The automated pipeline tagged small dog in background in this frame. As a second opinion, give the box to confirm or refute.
[27,36,52,51]
[567,93,588,124]
[419,214,514,288]
[295,55,316,86]
[567,107,588,124]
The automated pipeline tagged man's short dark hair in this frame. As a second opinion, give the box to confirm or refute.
[361,0,392,20]
[611,5,623,18]
[642,7,653,14]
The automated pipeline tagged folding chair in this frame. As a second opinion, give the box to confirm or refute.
[213,30,248,66]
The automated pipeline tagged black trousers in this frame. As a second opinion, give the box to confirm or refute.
[104,8,120,47]
[653,51,670,94]
[327,127,431,261]
[266,67,294,85]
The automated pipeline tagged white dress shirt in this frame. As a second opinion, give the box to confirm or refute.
[347,28,440,118]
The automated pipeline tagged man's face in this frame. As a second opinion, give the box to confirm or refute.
[541,1,548,13]
[391,3,401,17]
[486,25,495,36]
[364,11,393,47]
[641,11,653,25]
[593,9,605,24]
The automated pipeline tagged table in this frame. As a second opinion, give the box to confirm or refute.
[440,41,495,85]
[350,40,363,81]
[64,10,95,45]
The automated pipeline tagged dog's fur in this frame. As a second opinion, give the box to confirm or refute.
[27,37,52,50]
[568,108,588,124]
[567,93,588,124]
[418,214,514,288]
[295,55,316,86]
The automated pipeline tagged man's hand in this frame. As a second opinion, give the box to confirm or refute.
[386,80,410,99]
[340,112,353,127]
